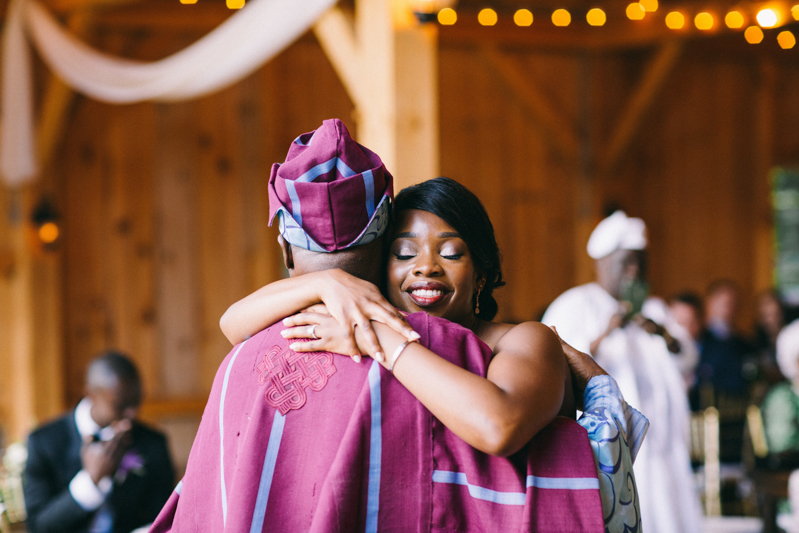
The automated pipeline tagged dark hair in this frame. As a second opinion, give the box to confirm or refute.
[87,350,142,404]
[394,177,505,320]
[669,291,704,316]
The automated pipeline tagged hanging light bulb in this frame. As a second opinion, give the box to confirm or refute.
[778,30,796,47]
[514,9,534,26]
[756,8,779,27]
[478,8,498,25]
[552,9,572,26]
[745,25,765,42]
[725,11,745,28]
[665,11,686,29]
[639,0,658,13]
[586,8,607,25]
[694,11,714,30]
[626,3,646,19]
[438,7,457,24]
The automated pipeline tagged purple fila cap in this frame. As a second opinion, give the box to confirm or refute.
[267,119,394,252]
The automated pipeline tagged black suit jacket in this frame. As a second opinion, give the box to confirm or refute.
[24,411,175,533]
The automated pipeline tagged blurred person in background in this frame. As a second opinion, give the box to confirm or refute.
[761,319,799,532]
[692,280,754,466]
[752,289,787,388]
[694,279,753,402]
[24,351,174,533]
[543,210,702,533]
[668,291,704,388]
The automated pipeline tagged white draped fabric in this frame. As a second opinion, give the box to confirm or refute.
[0,0,336,186]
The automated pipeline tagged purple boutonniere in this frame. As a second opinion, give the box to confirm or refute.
[115,450,145,483]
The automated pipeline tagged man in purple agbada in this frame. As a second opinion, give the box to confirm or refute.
[151,120,643,533]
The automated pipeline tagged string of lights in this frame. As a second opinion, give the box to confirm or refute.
[435,3,798,48]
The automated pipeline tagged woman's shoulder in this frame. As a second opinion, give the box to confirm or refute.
[488,320,559,355]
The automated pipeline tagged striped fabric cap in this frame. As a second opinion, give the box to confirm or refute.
[267,119,393,252]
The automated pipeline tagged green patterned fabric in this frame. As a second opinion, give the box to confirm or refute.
[762,382,799,454]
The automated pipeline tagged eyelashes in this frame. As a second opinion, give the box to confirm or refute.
[392,253,463,261]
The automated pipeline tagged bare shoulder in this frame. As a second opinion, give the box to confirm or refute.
[493,321,561,357]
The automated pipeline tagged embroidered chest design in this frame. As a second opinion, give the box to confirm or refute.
[255,345,337,415]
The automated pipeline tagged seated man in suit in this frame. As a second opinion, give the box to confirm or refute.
[24,351,175,533]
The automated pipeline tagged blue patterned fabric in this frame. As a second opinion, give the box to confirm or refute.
[579,375,650,533]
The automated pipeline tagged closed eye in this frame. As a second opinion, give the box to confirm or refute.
[393,253,415,260]
[441,254,463,260]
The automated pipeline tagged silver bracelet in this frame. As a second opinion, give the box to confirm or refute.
[388,339,417,372]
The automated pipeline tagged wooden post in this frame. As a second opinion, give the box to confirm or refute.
[314,0,439,191]
[1,187,64,442]
[754,58,776,294]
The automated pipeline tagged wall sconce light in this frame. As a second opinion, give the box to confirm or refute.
[31,196,60,250]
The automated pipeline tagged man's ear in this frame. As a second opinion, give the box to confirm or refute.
[278,235,294,271]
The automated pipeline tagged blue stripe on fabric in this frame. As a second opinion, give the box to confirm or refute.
[365,360,382,533]
[175,480,183,495]
[336,158,356,177]
[250,413,286,533]
[219,340,248,525]
[526,475,600,490]
[431,470,599,506]
[297,157,337,183]
[432,471,526,505]
[362,169,375,217]
[285,181,302,227]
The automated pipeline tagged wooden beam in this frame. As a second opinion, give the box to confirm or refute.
[313,7,366,109]
[480,45,580,159]
[6,191,36,440]
[314,0,439,190]
[600,40,682,175]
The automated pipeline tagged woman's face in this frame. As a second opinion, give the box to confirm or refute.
[387,209,481,328]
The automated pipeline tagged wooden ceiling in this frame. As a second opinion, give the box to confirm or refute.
[0,0,796,54]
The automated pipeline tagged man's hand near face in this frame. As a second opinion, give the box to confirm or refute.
[631,315,681,354]
[81,419,133,485]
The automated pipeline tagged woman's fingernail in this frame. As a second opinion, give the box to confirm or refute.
[280,330,288,337]
[289,343,298,350]
[375,351,384,362]
[410,332,420,340]
[353,355,362,363]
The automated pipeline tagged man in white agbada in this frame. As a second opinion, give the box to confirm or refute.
[543,211,702,533]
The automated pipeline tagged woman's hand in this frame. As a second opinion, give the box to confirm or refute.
[312,269,419,361]
[219,269,418,348]
[281,312,367,362]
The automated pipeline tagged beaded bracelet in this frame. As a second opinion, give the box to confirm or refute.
[388,338,418,372]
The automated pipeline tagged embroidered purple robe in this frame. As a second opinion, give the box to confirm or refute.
[150,312,603,533]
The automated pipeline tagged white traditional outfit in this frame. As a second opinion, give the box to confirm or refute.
[542,211,703,533]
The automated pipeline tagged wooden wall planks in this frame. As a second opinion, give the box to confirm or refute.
[3,27,799,463]
[38,34,354,457]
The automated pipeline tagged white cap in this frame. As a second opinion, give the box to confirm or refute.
[777,319,799,380]
[587,210,648,260]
